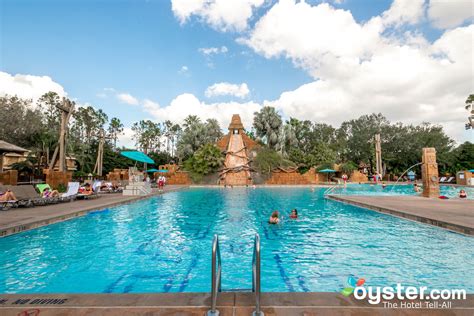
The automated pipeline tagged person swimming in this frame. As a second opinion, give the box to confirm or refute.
[269,211,280,224]
[382,182,387,189]
[289,209,298,219]
[414,183,421,193]
[459,189,467,199]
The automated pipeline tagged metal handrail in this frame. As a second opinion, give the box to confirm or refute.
[324,184,338,195]
[252,233,264,316]
[207,235,222,316]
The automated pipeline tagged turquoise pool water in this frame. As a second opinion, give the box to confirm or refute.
[332,184,474,199]
[1,187,473,294]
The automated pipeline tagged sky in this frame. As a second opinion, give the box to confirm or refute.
[1,0,473,147]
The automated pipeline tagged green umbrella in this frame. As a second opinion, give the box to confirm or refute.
[318,168,336,183]
[120,151,154,164]
[146,168,159,173]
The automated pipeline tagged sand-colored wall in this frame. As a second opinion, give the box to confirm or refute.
[456,171,472,186]
[265,168,323,185]
[0,170,18,185]
[349,170,368,183]
[44,170,72,189]
[166,171,191,185]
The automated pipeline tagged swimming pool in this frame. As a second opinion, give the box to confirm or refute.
[1,187,473,294]
[334,183,474,199]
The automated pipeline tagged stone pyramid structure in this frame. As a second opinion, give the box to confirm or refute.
[216,114,258,186]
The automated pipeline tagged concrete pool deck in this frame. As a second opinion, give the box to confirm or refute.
[0,293,472,315]
[328,195,474,236]
[0,185,188,237]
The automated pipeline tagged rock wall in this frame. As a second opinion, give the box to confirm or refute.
[44,170,72,189]
[265,168,322,185]
[166,171,191,185]
[349,170,368,183]
[0,170,18,185]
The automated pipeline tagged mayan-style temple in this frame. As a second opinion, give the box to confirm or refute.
[216,114,258,186]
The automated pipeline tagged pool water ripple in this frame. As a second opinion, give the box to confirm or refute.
[0,187,473,294]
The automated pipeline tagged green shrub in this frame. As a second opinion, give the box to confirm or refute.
[183,144,224,180]
[253,147,295,175]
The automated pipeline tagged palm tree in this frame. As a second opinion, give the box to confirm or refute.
[253,106,282,149]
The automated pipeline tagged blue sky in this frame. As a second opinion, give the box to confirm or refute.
[1,0,472,144]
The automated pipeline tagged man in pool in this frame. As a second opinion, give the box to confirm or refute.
[269,211,280,224]
[289,209,298,219]
[459,189,467,199]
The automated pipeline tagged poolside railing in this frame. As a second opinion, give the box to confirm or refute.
[207,234,222,316]
[252,233,263,316]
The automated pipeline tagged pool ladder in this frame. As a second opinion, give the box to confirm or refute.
[207,233,263,316]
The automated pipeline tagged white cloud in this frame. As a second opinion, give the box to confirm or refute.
[199,46,228,55]
[205,82,250,98]
[143,93,261,130]
[117,127,135,148]
[382,0,425,26]
[0,71,66,102]
[428,0,474,29]
[262,24,474,142]
[178,65,189,75]
[239,1,384,78]
[171,0,265,31]
[117,93,139,105]
[237,0,473,142]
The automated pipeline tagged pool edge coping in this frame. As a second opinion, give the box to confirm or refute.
[327,195,474,236]
[0,186,189,238]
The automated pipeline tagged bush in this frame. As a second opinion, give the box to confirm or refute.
[183,144,224,181]
[253,147,295,175]
[340,161,358,174]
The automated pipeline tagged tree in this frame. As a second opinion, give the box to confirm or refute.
[131,120,162,153]
[339,113,390,173]
[253,147,295,175]
[465,94,474,130]
[108,117,124,149]
[176,116,223,160]
[183,144,224,181]
[253,106,282,149]
[0,95,44,148]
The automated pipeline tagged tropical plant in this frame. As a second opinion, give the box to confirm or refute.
[253,106,282,149]
[253,147,295,175]
[183,144,224,181]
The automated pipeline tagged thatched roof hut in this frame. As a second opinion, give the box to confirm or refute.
[0,140,28,154]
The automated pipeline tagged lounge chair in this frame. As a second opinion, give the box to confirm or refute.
[445,177,455,183]
[439,177,447,183]
[0,186,18,211]
[3,185,40,207]
[59,182,80,202]
[77,181,101,200]
[35,184,60,204]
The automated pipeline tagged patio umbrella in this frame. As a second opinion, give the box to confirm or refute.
[469,169,474,173]
[120,151,154,164]
[319,168,336,183]
[158,169,168,173]
[146,168,159,173]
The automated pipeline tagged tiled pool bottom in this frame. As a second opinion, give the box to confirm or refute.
[1,187,473,294]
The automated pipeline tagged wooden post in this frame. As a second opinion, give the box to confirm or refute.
[49,99,74,172]
[421,148,440,198]
[375,134,382,177]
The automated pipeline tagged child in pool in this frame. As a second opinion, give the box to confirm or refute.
[289,209,298,219]
[269,211,280,224]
